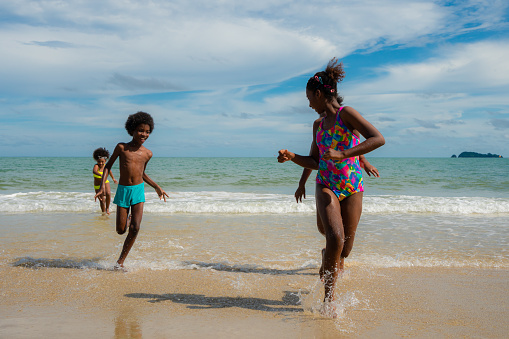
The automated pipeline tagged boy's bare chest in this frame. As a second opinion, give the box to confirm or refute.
[121,150,148,167]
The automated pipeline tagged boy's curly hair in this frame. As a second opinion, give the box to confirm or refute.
[125,111,154,136]
[93,147,110,160]
[306,57,345,104]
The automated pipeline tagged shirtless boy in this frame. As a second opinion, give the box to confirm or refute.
[94,111,169,269]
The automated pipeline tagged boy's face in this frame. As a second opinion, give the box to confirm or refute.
[133,123,151,144]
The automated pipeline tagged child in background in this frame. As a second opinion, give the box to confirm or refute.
[94,111,169,269]
[93,147,117,214]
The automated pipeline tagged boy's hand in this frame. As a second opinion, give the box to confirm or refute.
[295,185,306,203]
[156,187,169,202]
[94,189,104,201]
[277,149,295,163]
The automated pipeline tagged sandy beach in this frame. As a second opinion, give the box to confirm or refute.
[1,157,508,338]
[1,264,508,338]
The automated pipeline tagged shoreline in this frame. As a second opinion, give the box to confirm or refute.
[1,265,507,338]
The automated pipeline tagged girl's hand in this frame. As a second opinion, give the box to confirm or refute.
[363,164,380,177]
[322,148,345,161]
[277,149,295,163]
[113,179,118,184]
[294,185,306,203]
[156,187,169,202]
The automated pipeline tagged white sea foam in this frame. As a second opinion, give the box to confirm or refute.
[363,195,509,215]
[1,191,508,215]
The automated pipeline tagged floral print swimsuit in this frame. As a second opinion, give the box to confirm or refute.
[316,107,364,201]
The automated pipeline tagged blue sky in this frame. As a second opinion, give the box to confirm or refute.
[1,0,508,158]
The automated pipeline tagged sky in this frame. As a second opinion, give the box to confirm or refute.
[1,0,508,158]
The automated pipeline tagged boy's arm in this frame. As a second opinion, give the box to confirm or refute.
[94,144,120,201]
[143,172,169,202]
[141,155,168,202]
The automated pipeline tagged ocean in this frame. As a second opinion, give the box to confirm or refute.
[1,156,508,337]
[1,157,508,269]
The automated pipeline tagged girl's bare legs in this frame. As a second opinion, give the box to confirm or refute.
[95,189,106,213]
[316,185,363,302]
[105,182,112,215]
[339,192,363,269]
[316,213,327,280]
[115,203,144,267]
[315,184,344,302]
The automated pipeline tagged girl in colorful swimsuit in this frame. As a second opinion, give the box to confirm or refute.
[278,58,385,305]
[93,147,117,214]
[294,127,380,282]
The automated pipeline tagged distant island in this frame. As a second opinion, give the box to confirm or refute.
[451,152,503,158]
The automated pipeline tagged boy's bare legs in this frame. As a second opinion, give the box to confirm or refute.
[116,203,144,268]
[116,206,130,235]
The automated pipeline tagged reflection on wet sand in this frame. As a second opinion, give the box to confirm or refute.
[114,307,142,339]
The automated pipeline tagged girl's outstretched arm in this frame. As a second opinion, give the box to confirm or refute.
[279,119,321,170]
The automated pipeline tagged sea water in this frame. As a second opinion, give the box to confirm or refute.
[0,157,508,272]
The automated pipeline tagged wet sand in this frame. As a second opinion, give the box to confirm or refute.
[1,265,507,338]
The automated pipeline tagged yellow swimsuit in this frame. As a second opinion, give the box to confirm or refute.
[94,171,109,190]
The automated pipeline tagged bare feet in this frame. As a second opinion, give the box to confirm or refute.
[113,262,127,272]
[320,301,339,318]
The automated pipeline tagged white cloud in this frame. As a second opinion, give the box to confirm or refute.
[1,0,508,157]
[2,0,505,97]
[349,40,509,96]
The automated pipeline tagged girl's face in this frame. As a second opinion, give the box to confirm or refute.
[96,158,106,166]
[133,123,151,144]
[306,88,325,115]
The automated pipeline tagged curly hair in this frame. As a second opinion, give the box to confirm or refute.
[93,147,110,160]
[306,57,345,104]
[125,111,154,136]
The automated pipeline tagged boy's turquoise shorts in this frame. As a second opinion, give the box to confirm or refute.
[113,183,145,208]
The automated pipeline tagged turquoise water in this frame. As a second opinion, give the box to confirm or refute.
[1,157,508,213]
[2,156,509,195]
